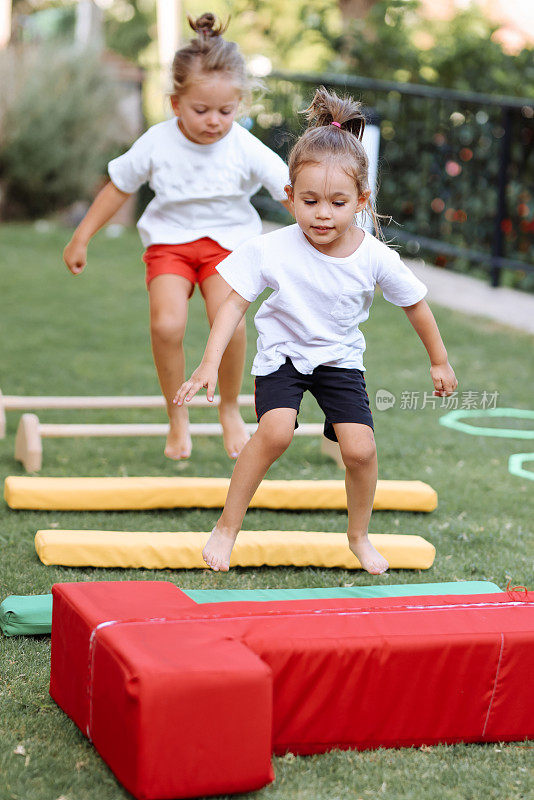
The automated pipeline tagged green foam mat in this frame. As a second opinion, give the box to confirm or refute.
[0,581,503,635]
[183,581,503,604]
[0,594,53,636]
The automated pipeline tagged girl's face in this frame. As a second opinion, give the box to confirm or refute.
[286,161,370,255]
[171,72,241,145]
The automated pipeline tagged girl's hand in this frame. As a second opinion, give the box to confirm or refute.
[431,361,458,397]
[174,363,218,406]
[63,238,88,275]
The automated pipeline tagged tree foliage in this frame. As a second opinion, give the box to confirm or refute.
[184,0,341,71]
[334,0,534,97]
[251,1,533,288]
[104,0,155,63]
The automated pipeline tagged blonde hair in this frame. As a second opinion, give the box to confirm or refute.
[288,86,383,239]
[171,13,251,102]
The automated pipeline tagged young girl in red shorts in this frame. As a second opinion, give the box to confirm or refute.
[63,13,290,460]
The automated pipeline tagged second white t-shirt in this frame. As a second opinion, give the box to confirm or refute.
[108,119,289,250]
[216,224,428,376]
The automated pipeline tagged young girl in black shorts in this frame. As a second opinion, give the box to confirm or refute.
[175,86,457,574]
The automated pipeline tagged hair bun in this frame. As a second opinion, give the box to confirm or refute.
[304,85,366,141]
[188,12,228,38]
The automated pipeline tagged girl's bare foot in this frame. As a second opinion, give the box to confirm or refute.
[219,402,250,459]
[202,526,238,571]
[348,534,389,575]
[164,408,192,460]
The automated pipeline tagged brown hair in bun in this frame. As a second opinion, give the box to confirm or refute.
[171,12,250,102]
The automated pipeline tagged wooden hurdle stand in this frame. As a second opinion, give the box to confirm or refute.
[14,413,333,473]
[4,390,344,472]
[0,390,253,438]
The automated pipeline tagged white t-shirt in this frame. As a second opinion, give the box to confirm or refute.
[216,224,428,376]
[108,119,289,250]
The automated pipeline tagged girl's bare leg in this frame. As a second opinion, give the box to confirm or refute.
[202,408,297,571]
[201,273,249,459]
[333,422,389,575]
[149,274,193,459]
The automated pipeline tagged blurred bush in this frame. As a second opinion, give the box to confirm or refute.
[0,44,124,220]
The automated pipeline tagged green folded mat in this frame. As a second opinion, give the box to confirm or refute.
[183,580,504,604]
[0,594,53,636]
[0,581,503,635]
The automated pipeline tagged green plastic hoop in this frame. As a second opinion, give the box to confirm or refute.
[508,453,534,481]
[439,408,534,439]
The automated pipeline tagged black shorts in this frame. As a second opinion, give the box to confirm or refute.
[254,358,374,443]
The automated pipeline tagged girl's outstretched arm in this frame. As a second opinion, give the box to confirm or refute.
[174,289,251,405]
[63,181,131,274]
[403,299,458,396]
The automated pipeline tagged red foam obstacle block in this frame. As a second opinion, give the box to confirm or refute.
[51,582,534,800]
[92,626,273,799]
[50,581,196,736]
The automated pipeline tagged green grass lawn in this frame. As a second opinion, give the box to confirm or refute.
[0,222,532,800]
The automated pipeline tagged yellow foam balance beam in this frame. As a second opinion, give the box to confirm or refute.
[5,476,437,512]
[34,530,435,570]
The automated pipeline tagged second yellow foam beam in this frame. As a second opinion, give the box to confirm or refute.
[35,530,436,570]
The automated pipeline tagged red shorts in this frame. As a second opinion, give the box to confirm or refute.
[143,238,231,288]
